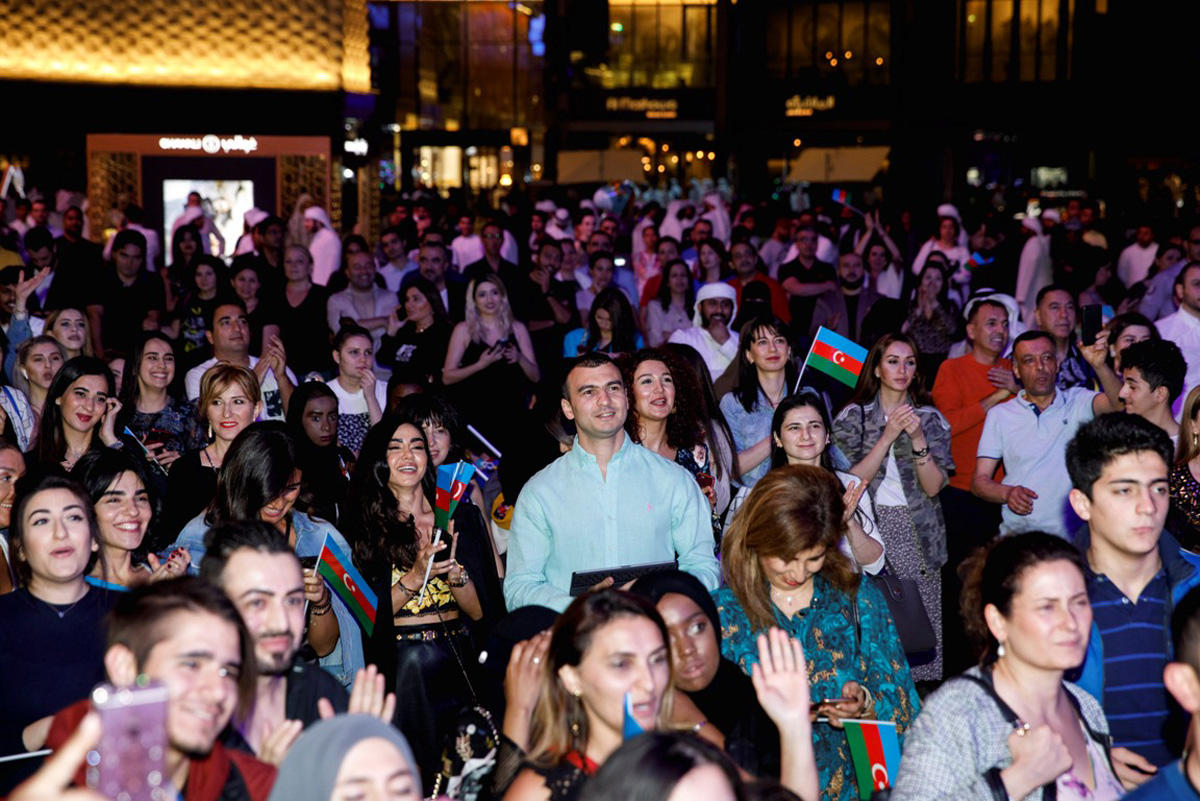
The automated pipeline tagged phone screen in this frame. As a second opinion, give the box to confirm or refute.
[88,683,172,801]
[1080,304,1103,346]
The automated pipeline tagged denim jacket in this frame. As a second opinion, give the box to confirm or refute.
[833,395,954,567]
[175,510,365,689]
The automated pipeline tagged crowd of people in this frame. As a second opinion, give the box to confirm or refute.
[1,184,1200,801]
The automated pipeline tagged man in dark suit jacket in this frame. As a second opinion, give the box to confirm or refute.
[809,250,882,343]
[462,220,519,287]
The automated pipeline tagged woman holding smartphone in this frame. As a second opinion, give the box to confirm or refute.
[442,273,539,456]
[713,465,919,801]
[116,332,202,478]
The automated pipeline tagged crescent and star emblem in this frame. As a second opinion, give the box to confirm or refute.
[833,350,847,365]
[343,573,356,594]
[871,763,889,788]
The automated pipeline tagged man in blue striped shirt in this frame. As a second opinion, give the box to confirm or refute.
[1067,414,1200,790]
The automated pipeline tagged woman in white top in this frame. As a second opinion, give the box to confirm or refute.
[643,259,695,347]
[326,324,386,456]
[770,392,885,574]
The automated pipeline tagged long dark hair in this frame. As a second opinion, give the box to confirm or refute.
[847,331,934,408]
[664,343,735,483]
[584,287,639,354]
[348,412,436,574]
[116,332,185,430]
[655,258,695,315]
[399,275,450,326]
[9,472,100,587]
[33,356,115,467]
[207,421,299,525]
[769,392,836,471]
[732,315,797,414]
[285,382,349,522]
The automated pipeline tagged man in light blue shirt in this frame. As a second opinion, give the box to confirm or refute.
[504,353,720,611]
[972,330,1121,538]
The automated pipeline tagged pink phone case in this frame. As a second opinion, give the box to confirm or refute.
[87,683,172,801]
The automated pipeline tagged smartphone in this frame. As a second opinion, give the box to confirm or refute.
[1080,304,1103,346]
[819,696,855,706]
[88,682,172,801]
[614,256,627,268]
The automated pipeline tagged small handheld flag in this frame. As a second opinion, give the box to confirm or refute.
[966,251,994,271]
[123,427,168,476]
[843,719,901,800]
[623,692,645,740]
[418,461,478,604]
[800,326,869,389]
[434,461,477,532]
[831,188,864,216]
[316,534,378,636]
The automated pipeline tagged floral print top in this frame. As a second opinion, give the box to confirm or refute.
[713,575,920,801]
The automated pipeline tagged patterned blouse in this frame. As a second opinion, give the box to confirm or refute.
[1169,461,1200,553]
[713,575,920,801]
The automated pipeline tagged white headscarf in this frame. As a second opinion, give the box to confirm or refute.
[693,282,738,327]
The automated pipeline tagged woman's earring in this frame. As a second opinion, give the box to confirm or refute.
[997,642,1006,658]
[207,422,213,440]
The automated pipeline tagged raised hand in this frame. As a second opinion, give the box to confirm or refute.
[1003,724,1072,798]
[319,664,397,723]
[751,628,813,732]
[257,719,304,766]
[841,480,867,524]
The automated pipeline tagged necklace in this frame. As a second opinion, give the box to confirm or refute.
[37,591,86,619]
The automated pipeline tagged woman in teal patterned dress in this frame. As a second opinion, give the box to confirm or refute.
[713,464,919,801]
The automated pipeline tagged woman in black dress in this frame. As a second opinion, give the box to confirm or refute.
[378,276,452,387]
[275,244,332,377]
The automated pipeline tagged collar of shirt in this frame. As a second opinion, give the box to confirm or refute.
[565,430,633,470]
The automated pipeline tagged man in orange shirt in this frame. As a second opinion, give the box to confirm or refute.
[930,295,1016,673]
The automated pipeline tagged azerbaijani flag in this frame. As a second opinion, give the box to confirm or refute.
[316,534,378,636]
[623,692,645,740]
[434,461,477,532]
[805,326,869,388]
[843,719,901,800]
[832,188,849,205]
[966,251,994,271]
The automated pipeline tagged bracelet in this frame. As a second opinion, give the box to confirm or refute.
[691,719,708,733]
[310,601,332,616]
[395,582,417,598]
[911,445,930,459]
[448,567,471,588]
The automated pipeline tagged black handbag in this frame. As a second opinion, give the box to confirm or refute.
[869,567,937,665]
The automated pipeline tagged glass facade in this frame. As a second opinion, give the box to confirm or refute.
[600,0,718,89]
[764,0,892,85]
[958,0,1074,82]
[368,1,545,131]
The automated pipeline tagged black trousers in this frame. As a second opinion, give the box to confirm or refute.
[939,485,1002,677]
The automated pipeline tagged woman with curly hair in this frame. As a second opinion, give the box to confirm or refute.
[624,347,733,521]
[348,412,503,787]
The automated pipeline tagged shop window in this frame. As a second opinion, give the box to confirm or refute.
[957,0,1073,82]
[764,0,891,86]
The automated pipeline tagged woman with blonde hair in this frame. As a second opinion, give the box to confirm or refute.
[714,464,918,801]
[1169,385,1200,551]
[442,272,539,455]
[160,362,261,539]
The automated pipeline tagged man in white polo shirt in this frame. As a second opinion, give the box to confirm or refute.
[971,329,1121,538]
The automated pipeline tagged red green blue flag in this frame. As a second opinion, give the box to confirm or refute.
[434,461,476,531]
[316,534,378,636]
[832,188,849,205]
[805,326,869,388]
[966,251,994,271]
[843,719,901,799]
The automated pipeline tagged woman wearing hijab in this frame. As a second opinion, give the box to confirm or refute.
[267,715,421,801]
[629,570,782,779]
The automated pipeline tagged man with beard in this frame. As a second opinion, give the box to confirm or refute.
[669,282,740,381]
[42,578,277,801]
[807,250,880,341]
[200,522,395,764]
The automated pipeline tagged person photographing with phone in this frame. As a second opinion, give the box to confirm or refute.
[40,578,277,801]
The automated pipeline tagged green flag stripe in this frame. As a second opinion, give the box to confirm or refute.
[808,354,860,387]
[843,721,875,801]
[317,561,375,635]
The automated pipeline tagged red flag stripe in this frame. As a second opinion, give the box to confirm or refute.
[861,722,888,790]
[811,339,864,374]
